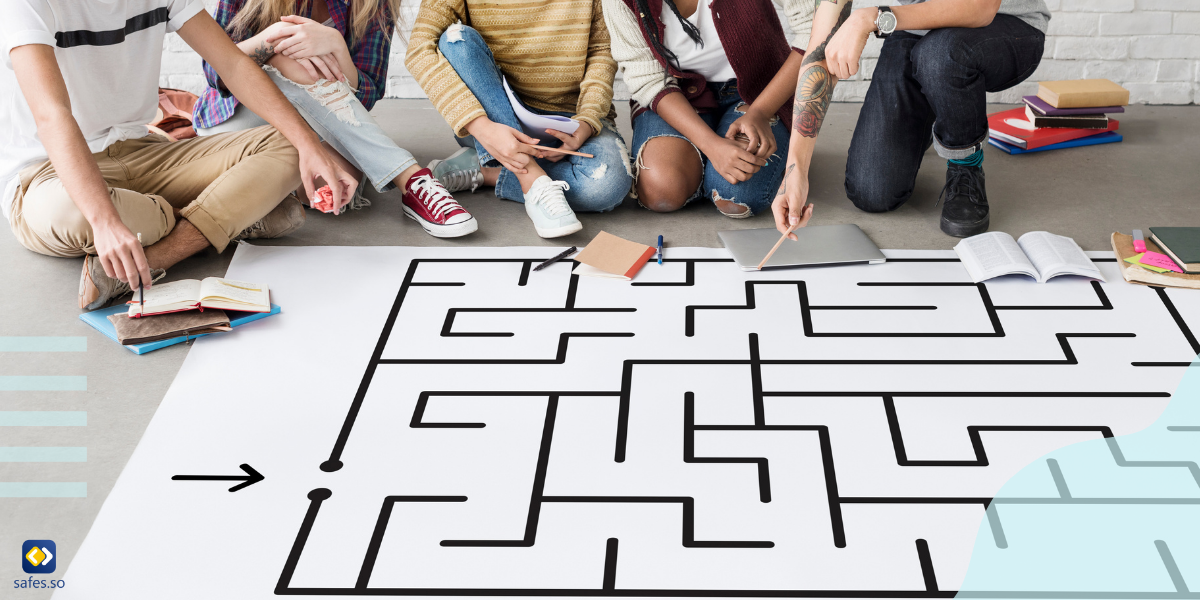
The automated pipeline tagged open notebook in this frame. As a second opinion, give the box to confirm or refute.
[954,231,1104,283]
[128,277,270,317]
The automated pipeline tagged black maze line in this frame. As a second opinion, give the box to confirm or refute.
[684,392,772,502]
[1133,287,1200,367]
[441,308,639,338]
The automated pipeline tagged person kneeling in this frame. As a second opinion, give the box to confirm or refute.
[406,0,634,239]
[2,0,354,311]
[602,0,815,218]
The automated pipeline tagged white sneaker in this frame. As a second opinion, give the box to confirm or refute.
[524,176,582,238]
[428,147,484,193]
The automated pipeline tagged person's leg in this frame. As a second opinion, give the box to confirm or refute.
[630,109,705,213]
[844,33,935,214]
[436,24,550,201]
[704,99,790,218]
[910,16,1045,237]
[539,120,633,213]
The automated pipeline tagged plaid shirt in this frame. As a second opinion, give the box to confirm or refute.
[193,0,394,129]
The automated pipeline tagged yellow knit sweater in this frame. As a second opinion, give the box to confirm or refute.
[405,0,618,138]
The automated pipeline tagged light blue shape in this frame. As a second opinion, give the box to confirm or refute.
[0,411,86,426]
[0,376,87,391]
[0,337,86,352]
[959,359,1200,597]
[0,447,87,462]
[0,482,87,498]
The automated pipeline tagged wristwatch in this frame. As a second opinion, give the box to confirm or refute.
[874,6,897,39]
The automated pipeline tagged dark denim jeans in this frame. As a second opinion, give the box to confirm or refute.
[845,14,1045,212]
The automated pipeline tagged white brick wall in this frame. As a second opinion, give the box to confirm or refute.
[162,0,1200,104]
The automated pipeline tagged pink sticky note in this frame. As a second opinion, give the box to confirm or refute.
[1139,251,1184,273]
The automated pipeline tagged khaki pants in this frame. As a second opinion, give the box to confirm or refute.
[9,125,301,257]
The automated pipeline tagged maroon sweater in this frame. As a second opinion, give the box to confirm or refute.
[621,0,801,128]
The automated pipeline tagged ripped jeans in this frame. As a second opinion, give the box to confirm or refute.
[630,80,789,216]
[196,67,416,193]
[438,24,632,212]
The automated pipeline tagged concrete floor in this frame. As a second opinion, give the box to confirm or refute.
[1,100,1198,596]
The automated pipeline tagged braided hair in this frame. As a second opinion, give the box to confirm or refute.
[633,0,704,71]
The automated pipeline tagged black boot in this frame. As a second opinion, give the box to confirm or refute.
[938,162,989,237]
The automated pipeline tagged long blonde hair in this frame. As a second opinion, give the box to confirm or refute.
[229,0,402,46]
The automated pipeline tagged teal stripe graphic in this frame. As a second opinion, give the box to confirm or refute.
[0,447,87,462]
[0,411,87,426]
[0,337,87,352]
[0,376,87,391]
[0,482,87,498]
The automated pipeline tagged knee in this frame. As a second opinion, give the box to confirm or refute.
[636,168,694,213]
[438,24,487,65]
[23,188,88,235]
[911,34,969,85]
[844,166,910,213]
[569,166,630,213]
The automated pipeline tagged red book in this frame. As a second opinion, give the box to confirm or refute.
[988,107,1119,150]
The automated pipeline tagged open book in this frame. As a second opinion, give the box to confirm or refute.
[954,231,1104,283]
[128,277,270,317]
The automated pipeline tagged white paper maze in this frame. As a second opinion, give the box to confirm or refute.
[279,256,1200,597]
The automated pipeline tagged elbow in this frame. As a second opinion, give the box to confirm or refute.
[973,0,1002,27]
[30,104,75,132]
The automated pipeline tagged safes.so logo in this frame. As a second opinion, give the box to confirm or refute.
[22,541,55,574]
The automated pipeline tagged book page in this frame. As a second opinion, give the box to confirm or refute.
[199,278,270,308]
[137,279,202,311]
[954,232,1040,282]
[1017,231,1104,282]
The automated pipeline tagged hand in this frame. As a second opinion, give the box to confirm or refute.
[701,136,767,185]
[466,118,545,175]
[93,217,151,289]
[543,123,593,163]
[771,162,815,240]
[724,107,776,160]
[267,15,347,61]
[298,142,357,215]
[294,54,345,83]
[824,8,877,80]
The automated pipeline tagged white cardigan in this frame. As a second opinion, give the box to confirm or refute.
[601,0,818,111]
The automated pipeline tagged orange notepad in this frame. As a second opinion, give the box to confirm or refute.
[572,231,657,281]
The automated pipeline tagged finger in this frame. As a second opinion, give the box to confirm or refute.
[515,131,541,146]
[514,143,544,160]
[99,254,117,280]
[297,58,320,82]
[772,198,789,235]
[311,55,335,80]
[722,171,739,185]
[546,154,564,163]
[742,128,759,153]
[268,27,302,45]
[301,171,316,210]
[544,129,572,144]
[282,41,309,58]
[798,203,815,228]
[320,54,343,81]
[763,134,778,159]
[326,173,346,216]
[724,123,742,141]
[280,15,306,23]
[738,151,767,168]
[119,251,140,289]
[132,244,151,290]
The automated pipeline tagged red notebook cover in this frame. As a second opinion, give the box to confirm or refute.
[987,107,1119,150]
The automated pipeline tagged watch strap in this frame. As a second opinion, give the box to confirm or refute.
[874,6,894,39]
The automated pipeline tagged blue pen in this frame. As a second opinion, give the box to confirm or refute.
[657,235,664,265]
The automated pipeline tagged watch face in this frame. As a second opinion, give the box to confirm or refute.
[879,12,897,33]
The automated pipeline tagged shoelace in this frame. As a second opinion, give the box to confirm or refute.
[440,166,484,193]
[530,180,573,218]
[412,175,465,220]
[936,166,985,209]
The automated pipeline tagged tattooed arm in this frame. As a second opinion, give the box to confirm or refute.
[771,0,854,238]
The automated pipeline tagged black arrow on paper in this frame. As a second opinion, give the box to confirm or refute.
[172,463,264,492]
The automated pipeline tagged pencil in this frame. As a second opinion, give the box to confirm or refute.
[757,223,800,271]
[137,233,144,313]
[533,246,578,272]
[531,145,594,159]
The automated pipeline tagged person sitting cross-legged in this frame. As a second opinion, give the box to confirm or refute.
[405,0,634,239]
[2,0,356,310]
[194,0,478,238]
[772,0,1048,239]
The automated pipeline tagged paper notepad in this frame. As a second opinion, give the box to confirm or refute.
[572,231,657,281]
[503,77,579,144]
[128,277,271,317]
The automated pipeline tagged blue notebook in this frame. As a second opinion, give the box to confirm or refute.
[988,131,1122,154]
[79,304,281,355]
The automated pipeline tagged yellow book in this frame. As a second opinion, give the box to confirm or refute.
[1037,79,1129,109]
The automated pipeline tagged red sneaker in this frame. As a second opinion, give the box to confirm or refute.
[402,168,478,238]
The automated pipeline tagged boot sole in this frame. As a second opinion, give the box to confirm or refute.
[940,214,990,238]
[403,206,479,238]
[534,220,583,239]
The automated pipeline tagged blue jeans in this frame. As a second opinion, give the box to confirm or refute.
[630,80,789,216]
[845,15,1045,212]
[198,67,417,193]
[437,25,633,212]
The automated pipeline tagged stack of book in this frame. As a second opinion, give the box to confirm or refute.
[988,79,1127,154]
